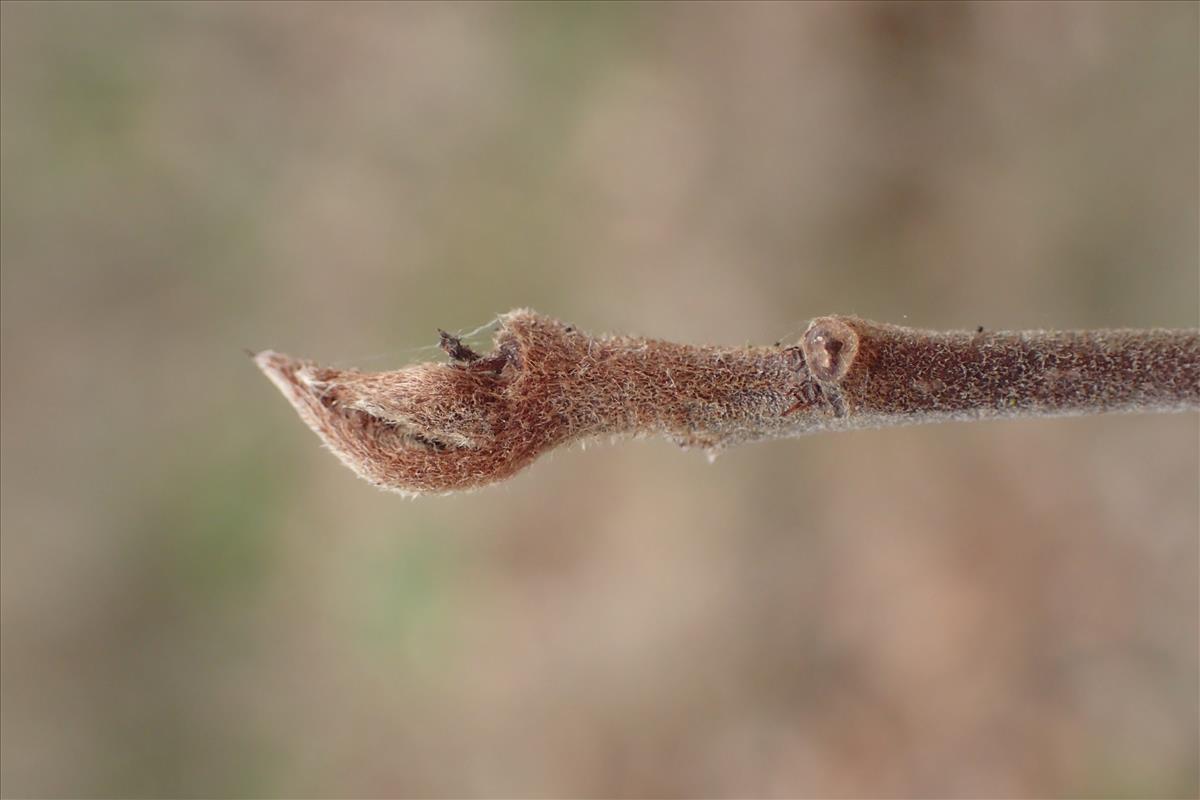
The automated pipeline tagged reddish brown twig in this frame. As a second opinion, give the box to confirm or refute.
[254,310,1199,495]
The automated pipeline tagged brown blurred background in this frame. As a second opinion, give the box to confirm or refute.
[1,2,1197,797]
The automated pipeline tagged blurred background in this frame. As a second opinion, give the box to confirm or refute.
[1,2,1197,797]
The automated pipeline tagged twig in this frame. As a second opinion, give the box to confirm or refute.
[254,310,1199,495]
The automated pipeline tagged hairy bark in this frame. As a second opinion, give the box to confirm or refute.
[255,310,1199,495]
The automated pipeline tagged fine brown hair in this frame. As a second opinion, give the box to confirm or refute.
[255,310,1199,495]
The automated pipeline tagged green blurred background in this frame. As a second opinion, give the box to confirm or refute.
[1,2,1197,797]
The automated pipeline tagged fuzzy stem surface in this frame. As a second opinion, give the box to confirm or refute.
[255,311,1199,495]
